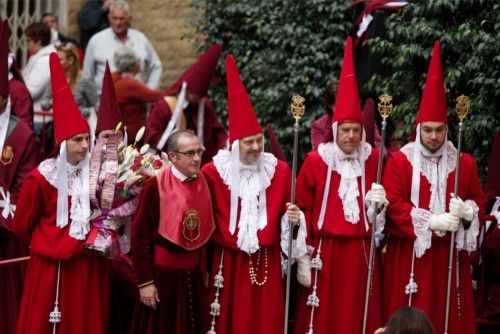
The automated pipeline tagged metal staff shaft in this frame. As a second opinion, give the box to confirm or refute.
[444,95,469,334]
[362,94,392,334]
[284,95,305,334]
[284,120,299,334]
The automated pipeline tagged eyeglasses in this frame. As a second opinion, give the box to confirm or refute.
[175,148,204,158]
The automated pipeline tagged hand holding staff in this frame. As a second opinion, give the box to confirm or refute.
[284,95,305,334]
[444,95,470,334]
[362,94,393,334]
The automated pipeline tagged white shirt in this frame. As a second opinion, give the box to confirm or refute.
[22,44,57,118]
[83,27,162,92]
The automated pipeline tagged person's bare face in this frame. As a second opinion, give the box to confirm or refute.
[42,15,58,31]
[239,133,263,165]
[336,122,362,154]
[169,135,203,177]
[66,133,90,165]
[108,8,130,38]
[420,121,447,153]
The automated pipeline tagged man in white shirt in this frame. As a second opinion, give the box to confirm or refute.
[83,0,162,92]
[21,22,56,132]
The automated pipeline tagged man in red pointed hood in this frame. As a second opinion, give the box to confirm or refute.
[12,53,110,334]
[292,36,387,334]
[0,19,41,334]
[201,54,303,334]
[381,41,485,334]
[145,44,228,165]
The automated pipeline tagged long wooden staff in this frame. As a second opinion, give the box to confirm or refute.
[284,95,305,334]
[362,94,393,334]
[444,95,470,334]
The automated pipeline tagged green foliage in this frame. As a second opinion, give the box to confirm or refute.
[365,0,500,180]
[189,0,352,160]
[190,0,499,180]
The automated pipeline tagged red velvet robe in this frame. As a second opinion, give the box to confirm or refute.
[130,172,213,334]
[145,97,228,165]
[292,148,382,334]
[382,149,484,334]
[12,167,109,334]
[0,116,39,334]
[112,72,163,141]
[201,159,291,334]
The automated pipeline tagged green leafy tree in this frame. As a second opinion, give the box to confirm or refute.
[365,0,499,179]
[190,0,499,180]
[190,0,352,160]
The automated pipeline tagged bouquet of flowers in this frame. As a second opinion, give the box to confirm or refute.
[85,125,169,257]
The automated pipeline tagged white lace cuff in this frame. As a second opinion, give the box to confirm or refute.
[456,200,480,252]
[280,211,307,259]
[411,208,433,257]
[366,201,387,247]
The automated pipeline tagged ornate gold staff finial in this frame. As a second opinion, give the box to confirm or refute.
[455,95,470,122]
[290,95,305,121]
[378,94,393,120]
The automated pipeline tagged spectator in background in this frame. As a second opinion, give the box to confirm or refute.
[41,42,99,137]
[42,12,80,47]
[84,0,162,92]
[22,22,56,134]
[77,0,111,50]
[112,45,162,141]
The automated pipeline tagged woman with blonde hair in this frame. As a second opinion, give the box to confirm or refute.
[41,42,99,136]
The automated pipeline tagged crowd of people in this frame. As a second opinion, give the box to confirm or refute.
[0,1,499,334]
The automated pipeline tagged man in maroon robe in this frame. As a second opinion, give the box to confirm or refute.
[292,37,386,334]
[12,53,109,334]
[201,55,303,334]
[130,130,215,333]
[145,44,228,165]
[381,41,484,334]
[0,20,40,334]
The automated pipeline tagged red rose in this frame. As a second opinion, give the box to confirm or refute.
[153,159,163,169]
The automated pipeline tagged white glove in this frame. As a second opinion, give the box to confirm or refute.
[296,254,311,288]
[365,183,387,209]
[449,193,473,221]
[429,213,460,232]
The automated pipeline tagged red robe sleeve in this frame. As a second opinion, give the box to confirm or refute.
[382,151,416,239]
[295,153,317,243]
[131,177,160,285]
[117,78,163,102]
[12,173,44,245]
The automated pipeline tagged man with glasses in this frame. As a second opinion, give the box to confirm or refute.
[130,130,215,333]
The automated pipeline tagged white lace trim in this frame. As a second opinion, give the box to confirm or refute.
[402,141,457,213]
[213,150,278,253]
[317,141,372,224]
[410,208,433,257]
[456,200,479,252]
[38,157,90,240]
[280,211,307,259]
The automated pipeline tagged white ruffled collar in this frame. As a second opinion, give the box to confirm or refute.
[213,149,278,253]
[317,141,372,224]
[38,156,90,240]
[402,140,457,213]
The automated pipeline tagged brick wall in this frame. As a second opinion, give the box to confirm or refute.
[67,0,199,88]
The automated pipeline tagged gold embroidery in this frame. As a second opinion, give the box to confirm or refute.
[183,209,200,242]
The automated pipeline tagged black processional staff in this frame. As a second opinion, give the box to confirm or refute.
[284,95,305,334]
[444,95,470,334]
[362,94,393,334]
